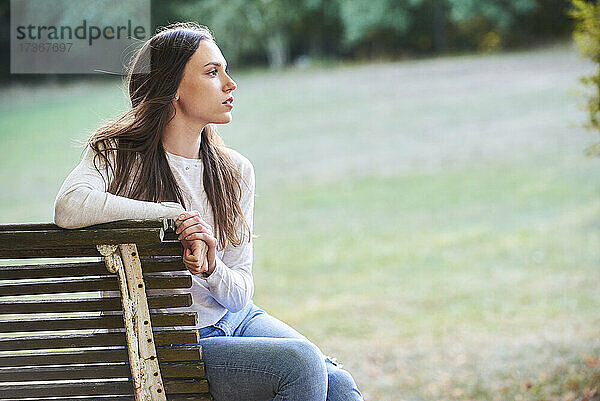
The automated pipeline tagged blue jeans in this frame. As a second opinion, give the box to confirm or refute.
[193,301,364,401]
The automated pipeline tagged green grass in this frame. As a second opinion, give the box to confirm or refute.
[1,43,599,400]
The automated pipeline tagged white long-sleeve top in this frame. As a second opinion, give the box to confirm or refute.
[53,144,255,328]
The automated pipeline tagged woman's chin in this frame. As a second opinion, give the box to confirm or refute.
[212,114,233,124]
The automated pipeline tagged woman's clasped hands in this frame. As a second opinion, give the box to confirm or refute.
[175,211,218,277]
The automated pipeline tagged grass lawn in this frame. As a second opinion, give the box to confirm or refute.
[1,42,599,400]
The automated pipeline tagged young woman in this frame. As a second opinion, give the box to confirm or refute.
[54,22,363,401]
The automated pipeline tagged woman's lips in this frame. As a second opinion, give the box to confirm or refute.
[222,97,233,109]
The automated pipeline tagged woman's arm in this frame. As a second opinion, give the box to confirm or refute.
[178,155,255,312]
[54,147,184,228]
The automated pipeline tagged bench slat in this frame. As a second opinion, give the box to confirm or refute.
[0,275,192,296]
[0,345,203,367]
[0,294,192,314]
[164,379,209,394]
[0,312,197,333]
[0,361,206,381]
[0,329,199,351]
[0,228,167,250]
[0,242,184,259]
[0,220,168,232]
[161,362,206,379]
[0,381,136,398]
[0,257,185,280]
[0,396,212,401]
[0,378,208,398]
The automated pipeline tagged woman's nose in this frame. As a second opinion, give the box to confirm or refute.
[225,76,237,92]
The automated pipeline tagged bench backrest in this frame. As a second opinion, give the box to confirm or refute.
[0,220,211,401]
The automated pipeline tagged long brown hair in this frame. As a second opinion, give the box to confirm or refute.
[88,22,251,249]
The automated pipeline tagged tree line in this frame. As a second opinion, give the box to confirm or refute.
[167,0,573,69]
[0,0,575,83]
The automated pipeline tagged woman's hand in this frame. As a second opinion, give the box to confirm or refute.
[182,239,210,275]
[176,211,213,240]
[176,211,217,276]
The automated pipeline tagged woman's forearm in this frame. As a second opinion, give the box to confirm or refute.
[54,187,184,228]
[54,147,184,228]
[200,253,254,312]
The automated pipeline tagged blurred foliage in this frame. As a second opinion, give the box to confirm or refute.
[335,0,422,46]
[0,0,574,83]
[569,0,600,157]
[174,0,308,68]
[447,0,536,51]
[170,0,571,64]
[448,0,537,30]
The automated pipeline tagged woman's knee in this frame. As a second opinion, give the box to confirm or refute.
[326,362,363,401]
[272,339,328,400]
[281,339,327,375]
[201,337,328,400]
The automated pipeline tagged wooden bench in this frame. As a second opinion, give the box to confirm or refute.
[0,219,212,401]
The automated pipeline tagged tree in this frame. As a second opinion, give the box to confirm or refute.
[569,0,600,156]
[447,0,536,30]
[446,0,537,51]
[174,0,309,69]
[334,0,424,49]
[332,0,538,56]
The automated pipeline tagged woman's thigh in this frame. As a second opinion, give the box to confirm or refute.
[232,306,364,401]
[198,336,327,401]
[233,306,308,340]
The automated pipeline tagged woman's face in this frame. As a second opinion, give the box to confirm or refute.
[175,39,237,127]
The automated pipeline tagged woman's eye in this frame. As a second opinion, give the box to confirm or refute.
[208,68,230,76]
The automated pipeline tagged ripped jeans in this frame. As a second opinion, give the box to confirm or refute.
[193,301,364,401]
